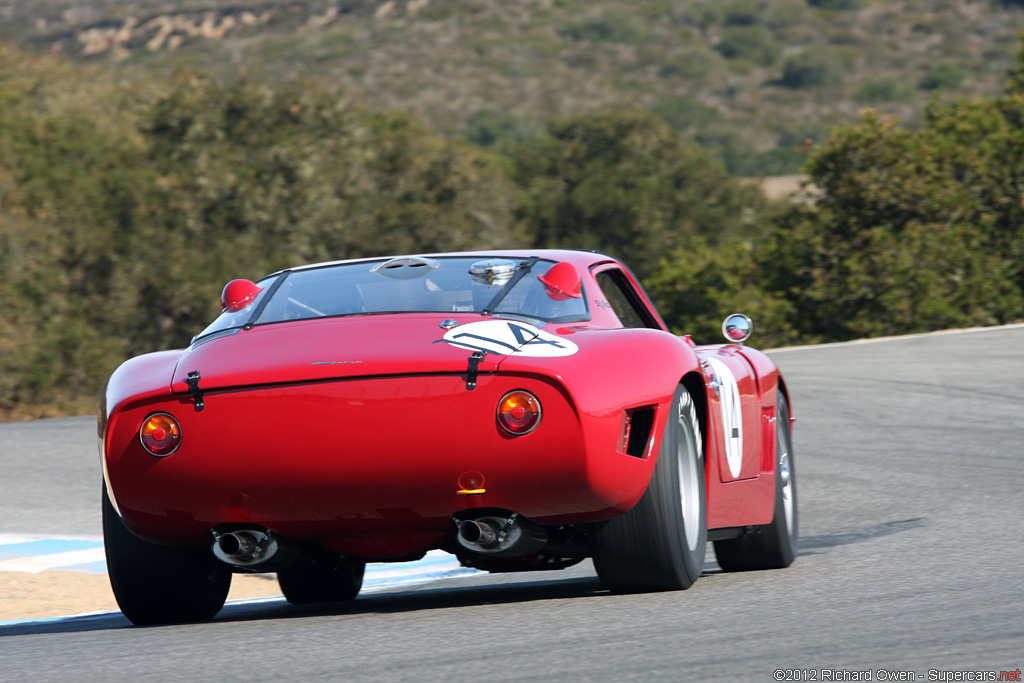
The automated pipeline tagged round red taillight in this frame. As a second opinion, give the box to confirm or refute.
[140,413,182,457]
[497,391,542,435]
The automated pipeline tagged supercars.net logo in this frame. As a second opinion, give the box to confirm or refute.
[772,669,1021,682]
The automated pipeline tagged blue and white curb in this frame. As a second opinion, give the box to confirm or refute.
[0,535,107,573]
[0,535,484,626]
[0,534,480,585]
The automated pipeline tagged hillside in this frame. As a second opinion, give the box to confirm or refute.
[6,0,1024,175]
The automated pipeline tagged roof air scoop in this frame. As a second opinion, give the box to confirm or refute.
[369,256,440,280]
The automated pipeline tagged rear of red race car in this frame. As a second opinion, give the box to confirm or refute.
[102,316,665,561]
[99,316,683,624]
[98,251,793,626]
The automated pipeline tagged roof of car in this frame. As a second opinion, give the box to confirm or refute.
[273,249,623,277]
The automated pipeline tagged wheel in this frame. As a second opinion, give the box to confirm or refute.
[593,384,707,592]
[103,485,230,625]
[277,558,365,604]
[714,393,798,571]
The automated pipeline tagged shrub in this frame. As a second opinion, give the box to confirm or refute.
[511,107,768,280]
[808,0,863,10]
[649,95,722,131]
[464,110,541,150]
[560,11,651,44]
[715,25,780,66]
[658,48,728,82]
[723,0,764,27]
[854,77,913,102]
[680,2,725,31]
[918,62,967,90]
[780,51,845,89]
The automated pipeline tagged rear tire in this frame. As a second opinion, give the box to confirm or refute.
[103,486,230,626]
[714,393,798,571]
[594,385,707,592]
[277,558,365,605]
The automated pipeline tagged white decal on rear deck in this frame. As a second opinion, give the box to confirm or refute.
[440,321,578,357]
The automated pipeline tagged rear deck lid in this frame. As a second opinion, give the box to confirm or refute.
[169,314,578,394]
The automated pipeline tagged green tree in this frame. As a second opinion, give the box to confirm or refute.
[511,107,768,281]
[765,95,1024,341]
[780,51,845,90]
[0,60,524,418]
[854,77,913,103]
[715,25,780,66]
[808,0,862,10]
[646,237,798,347]
[126,76,523,352]
[918,62,967,91]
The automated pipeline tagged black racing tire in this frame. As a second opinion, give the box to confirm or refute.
[593,384,707,592]
[277,558,365,605]
[103,486,231,626]
[714,393,798,572]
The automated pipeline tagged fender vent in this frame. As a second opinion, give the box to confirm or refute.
[623,407,656,458]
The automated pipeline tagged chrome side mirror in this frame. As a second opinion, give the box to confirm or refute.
[722,313,753,344]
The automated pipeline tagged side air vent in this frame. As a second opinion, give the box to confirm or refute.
[623,407,657,458]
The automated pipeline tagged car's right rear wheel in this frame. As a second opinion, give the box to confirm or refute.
[593,384,707,592]
[713,393,798,571]
[277,558,365,604]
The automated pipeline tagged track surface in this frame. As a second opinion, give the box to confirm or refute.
[2,326,1022,681]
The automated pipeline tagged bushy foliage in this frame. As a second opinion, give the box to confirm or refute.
[646,237,799,347]
[510,108,768,281]
[854,77,914,103]
[918,62,968,91]
[658,48,728,83]
[8,0,1024,187]
[464,110,542,151]
[649,95,722,132]
[808,0,863,10]
[560,10,652,44]
[780,51,845,90]
[715,25,781,66]
[5,40,1024,420]
[0,60,521,417]
[723,0,766,27]
[765,97,1024,340]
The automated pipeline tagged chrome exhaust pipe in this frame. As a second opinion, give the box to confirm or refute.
[455,512,547,558]
[211,528,289,569]
[458,519,501,549]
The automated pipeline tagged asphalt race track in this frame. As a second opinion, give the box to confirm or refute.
[2,325,1022,682]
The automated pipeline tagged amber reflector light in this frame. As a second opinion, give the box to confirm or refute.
[140,413,182,456]
[497,391,542,434]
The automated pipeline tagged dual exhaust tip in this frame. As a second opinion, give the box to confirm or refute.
[211,512,569,568]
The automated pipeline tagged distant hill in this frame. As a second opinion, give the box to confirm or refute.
[6,0,1024,175]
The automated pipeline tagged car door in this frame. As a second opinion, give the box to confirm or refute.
[697,345,761,482]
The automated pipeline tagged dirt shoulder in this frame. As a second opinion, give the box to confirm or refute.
[1,571,281,622]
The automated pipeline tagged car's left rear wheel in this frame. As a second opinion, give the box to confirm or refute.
[103,486,231,626]
[593,384,707,592]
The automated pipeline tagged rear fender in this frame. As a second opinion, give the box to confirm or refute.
[497,327,701,515]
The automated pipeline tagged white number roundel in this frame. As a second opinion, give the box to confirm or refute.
[441,320,578,357]
[707,357,743,478]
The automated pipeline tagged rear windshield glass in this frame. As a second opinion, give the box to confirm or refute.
[193,257,588,342]
[193,274,281,342]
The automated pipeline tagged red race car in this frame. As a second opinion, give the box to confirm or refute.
[99,250,797,625]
